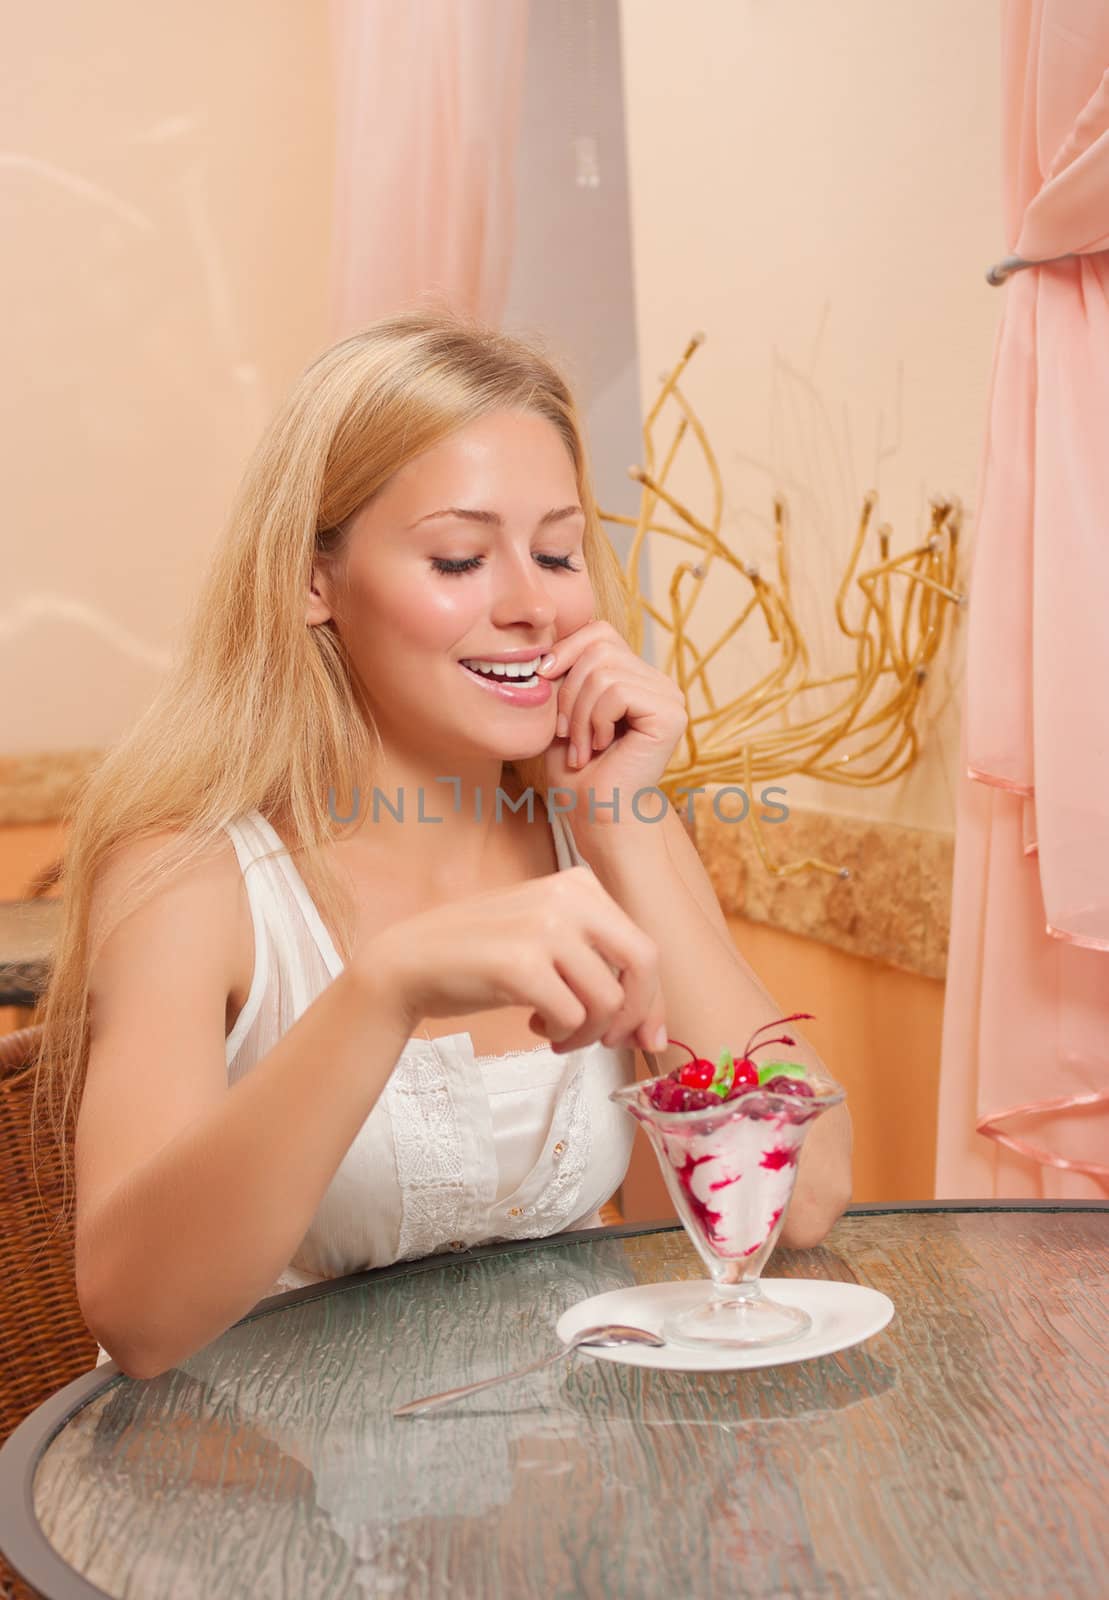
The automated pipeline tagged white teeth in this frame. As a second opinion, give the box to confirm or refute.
[462,657,542,679]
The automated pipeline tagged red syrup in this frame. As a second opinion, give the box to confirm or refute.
[760,1146,798,1171]
[673,1149,722,1241]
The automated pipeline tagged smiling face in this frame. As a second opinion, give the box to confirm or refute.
[307,409,596,765]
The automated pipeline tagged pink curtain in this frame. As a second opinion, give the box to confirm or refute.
[937,0,1109,1198]
[329,0,529,337]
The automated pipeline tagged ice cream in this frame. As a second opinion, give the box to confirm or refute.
[651,1092,818,1269]
[622,1014,832,1274]
[610,1014,846,1348]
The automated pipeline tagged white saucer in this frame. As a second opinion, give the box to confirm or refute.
[555,1279,895,1372]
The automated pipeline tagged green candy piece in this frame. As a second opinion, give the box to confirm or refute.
[756,1059,808,1086]
[710,1050,735,1098]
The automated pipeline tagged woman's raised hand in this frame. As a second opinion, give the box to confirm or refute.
[359,866,665,1056]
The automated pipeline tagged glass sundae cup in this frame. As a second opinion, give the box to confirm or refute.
[610,1061,845,1350]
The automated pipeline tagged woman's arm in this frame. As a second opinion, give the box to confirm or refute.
[79,961,413,1380]
[569,803,853,1248]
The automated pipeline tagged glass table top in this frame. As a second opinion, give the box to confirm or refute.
[3,1207,1106,1599]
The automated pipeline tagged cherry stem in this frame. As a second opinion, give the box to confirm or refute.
[741,1012,814,1059]
[747,1035,797,1058]
[671,1018,812,1071]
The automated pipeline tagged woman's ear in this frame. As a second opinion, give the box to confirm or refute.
[306,561,335,627]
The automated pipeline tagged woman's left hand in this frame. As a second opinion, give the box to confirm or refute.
[539,621,688,822]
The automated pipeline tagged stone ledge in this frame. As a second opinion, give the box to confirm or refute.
[688,789,952,980]
[0,749,102,826]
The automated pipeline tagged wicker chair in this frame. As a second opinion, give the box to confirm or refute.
[3,859,64,1034]
[0,1024,96,1600]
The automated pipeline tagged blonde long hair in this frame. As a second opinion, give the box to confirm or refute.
[33,308,633,1215]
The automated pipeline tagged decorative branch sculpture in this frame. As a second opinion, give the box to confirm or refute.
[601,331,966,878]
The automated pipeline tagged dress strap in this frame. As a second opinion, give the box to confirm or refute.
[552,807,588,870]
[240,811,345,980]
[221,815,275,1063]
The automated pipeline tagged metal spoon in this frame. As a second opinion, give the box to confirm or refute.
[393,1323,666,1417]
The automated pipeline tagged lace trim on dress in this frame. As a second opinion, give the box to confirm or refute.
[387,1045,593,1259]
[476,1045,551,1063]
[386,1046,471,1260]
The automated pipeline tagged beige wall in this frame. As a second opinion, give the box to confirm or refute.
[3,6,987,1199]
[619,0,1003,834]
[4,0,1002,836]
[2,1,334,753]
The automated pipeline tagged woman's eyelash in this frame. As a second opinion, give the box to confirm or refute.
[430,554,581,576]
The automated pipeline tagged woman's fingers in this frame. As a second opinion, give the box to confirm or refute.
[577,898,664,1051]
[386,863,666,1060]
[547,878,665,1053]
[627,978,668,1055]
[544,942,629,1053]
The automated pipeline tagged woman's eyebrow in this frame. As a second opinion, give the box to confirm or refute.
[408,505,584,529]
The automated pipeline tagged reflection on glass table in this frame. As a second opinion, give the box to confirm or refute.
[1,1207,1106,1600]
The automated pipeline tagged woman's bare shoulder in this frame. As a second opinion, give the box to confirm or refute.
[87,826,253,1022]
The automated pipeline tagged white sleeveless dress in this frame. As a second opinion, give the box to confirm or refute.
[94,807,637,1367]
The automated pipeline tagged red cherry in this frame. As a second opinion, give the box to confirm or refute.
[679,1058,716,1089]
[646,1078,688,1112]
[762,1075,815,1098]
[651,1030,817,1115]
[725,1058,760,1097]
[644,1076,719,1114]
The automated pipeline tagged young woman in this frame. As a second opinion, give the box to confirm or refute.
[36,311,852,1379]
